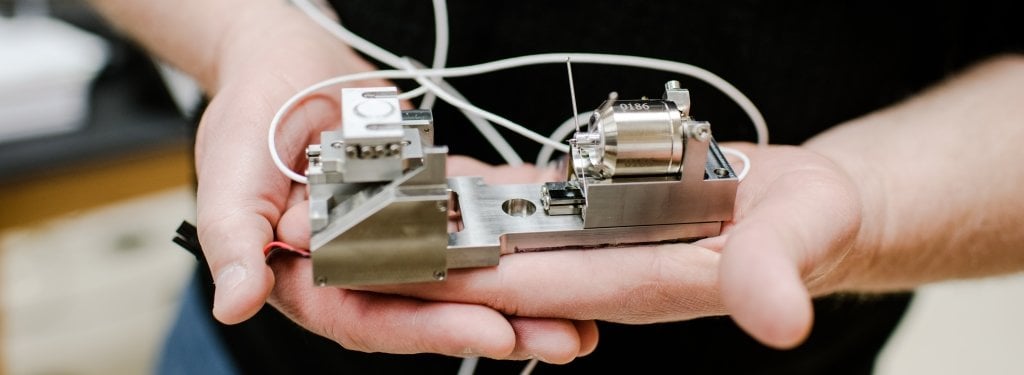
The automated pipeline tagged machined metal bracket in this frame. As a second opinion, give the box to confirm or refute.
[307,83,738,286]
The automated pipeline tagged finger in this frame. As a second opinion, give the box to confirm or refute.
[574,320,600,357]
[719,221,812,349]
[195,96,291,324]
[268,255,518,357]
[359,244,725,324]
[718,155,860,348]
[506,318,584,364]
[277,200,311,248]
[194,81,337,323]
[276,202,594,361]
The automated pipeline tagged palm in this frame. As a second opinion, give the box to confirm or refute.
[360,144,863,349]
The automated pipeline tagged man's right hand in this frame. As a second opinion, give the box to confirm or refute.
[178,1,596,362]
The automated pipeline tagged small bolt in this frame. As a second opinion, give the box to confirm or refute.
[689,123,711,142]
[331,141,344,149]
[433,270,447,281]
[316,276,328,286]
[373,144,386,158]
[345,145,358,158]
[360,145,374,158]
[665,80,682,90]
[388,143,402,156]
[714,167,730,178]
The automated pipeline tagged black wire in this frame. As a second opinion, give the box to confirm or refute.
[172,220,205,261]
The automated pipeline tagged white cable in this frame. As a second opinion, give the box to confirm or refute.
[719,146,751,180]
[429,78,525,165]
[397,85,430,100]
[404,61,570,152]
[418,0,449,110]
[292,0,405,68]
[294,53,767,146]
[270,53,767,183]
[403,58,524,165]
[292,0,521,165]
[280,0,768,182]
[537,111,594,166]
[456,356,479,375]
[520,358,539,375]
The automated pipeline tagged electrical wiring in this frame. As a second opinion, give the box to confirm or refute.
[720,146,752,180]
[403,58,524,165]
[263,241,311,258]
[269,53,768,183]
[456,356,479,375]
[397,85,430,100]
[291,0,521,165]
[521,358,539,375]
[418,0,449,110]
[402,59,572,151]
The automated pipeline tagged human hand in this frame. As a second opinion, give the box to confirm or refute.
[271,156,597,361]
[189,5,599,361]
[357,143,866,349]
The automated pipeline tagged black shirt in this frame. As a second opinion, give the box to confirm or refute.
[199,1,1022,373]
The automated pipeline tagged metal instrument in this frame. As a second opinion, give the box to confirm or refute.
[305,81,738,286]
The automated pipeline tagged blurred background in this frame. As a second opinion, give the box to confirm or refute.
[0,1,197,374]
[0,1,1022,374]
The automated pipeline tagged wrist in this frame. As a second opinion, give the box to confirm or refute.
[803,120,893,293]
[209,1,373,95]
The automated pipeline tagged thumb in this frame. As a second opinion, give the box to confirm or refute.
[718,169,860,348]
[194,98,286,324]
[719,216,813,349]
[196,187,279,325]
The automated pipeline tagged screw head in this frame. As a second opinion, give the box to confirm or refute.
[689,123,711,142]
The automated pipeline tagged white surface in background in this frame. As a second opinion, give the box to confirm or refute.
[0,16,108,142]
[1,187,196,375]
[876,273,1024,375]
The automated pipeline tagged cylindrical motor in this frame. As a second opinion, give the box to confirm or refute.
[576,99,685,178]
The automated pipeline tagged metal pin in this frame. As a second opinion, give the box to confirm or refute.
[566,57,581,133]
[598,91,619,113]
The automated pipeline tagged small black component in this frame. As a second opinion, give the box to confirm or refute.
[173,220,204,261]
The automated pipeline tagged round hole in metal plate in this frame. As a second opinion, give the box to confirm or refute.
[501,198,536,217]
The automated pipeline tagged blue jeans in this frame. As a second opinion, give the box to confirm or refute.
[155,271,238,375]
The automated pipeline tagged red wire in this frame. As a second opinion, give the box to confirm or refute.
[263,241,310,258]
